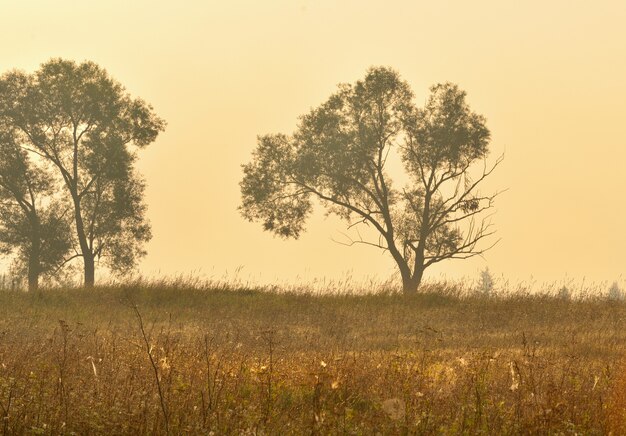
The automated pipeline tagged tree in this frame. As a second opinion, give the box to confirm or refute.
[0,59,165,287]
[477,267,495,296]
[0,124,71,291]
[240,67,501,294]
[608,282,624,301]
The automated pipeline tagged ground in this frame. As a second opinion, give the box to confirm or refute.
[0,280,625,434]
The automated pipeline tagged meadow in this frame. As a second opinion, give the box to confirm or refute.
[0,279,625,435]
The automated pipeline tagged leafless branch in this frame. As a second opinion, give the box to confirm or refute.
[331,229,389,252]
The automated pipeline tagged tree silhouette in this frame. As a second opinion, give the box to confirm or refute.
[0,59,165,287]
[240,67,501,294]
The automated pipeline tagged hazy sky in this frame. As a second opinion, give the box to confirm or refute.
[1,0,625,286]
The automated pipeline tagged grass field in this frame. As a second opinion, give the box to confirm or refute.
[0,279,625,434]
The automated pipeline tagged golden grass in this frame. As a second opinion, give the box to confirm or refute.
[0,279,624,434]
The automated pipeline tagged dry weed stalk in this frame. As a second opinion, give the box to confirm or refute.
[131,303,170,435]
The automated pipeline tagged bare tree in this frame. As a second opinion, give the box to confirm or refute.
[240,67,502,294]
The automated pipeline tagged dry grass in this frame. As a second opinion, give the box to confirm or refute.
[0,279,625,434]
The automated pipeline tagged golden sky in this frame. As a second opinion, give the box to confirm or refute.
[1,0,626,285]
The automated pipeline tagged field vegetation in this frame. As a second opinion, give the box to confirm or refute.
[0,279,625,434]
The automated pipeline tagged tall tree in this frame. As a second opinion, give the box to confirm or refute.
[0,59,165,287]
[240,67,501,294]
[0,125,71,291]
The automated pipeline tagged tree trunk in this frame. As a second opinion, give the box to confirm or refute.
[72,192,95,288]
[402,267,424,296]
[385,235,426,296]
[402,187,431,296]
[27,223,41,293]
[402,245,426,295]
[83,252,95,288]
[27,251,40,292]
